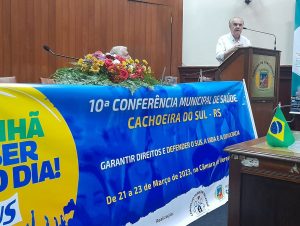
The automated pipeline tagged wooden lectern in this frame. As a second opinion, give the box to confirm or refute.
[216,47,281,137]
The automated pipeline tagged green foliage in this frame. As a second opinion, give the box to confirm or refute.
[53,67,160,93]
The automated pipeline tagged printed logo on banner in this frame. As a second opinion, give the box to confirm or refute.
[0,87,78,225]
[0,193,22,225]
[215,185,224,200]
[189,191,209,217]
[225,184,229,195]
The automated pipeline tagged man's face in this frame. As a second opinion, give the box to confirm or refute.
[229,18,244,39]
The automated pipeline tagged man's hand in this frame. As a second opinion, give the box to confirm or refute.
[224,44,243,60]
[233,43,243,51]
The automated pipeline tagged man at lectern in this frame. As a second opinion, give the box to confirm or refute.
[216,17,251,63]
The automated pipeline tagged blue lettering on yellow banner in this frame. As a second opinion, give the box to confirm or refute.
[0,85,78,226]
[0,112,61,192]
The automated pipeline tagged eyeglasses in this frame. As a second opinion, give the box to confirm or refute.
[232,23,243,27]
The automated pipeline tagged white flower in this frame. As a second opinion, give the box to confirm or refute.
[113,59,120,64]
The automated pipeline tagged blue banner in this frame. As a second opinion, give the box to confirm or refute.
[0,81,256,226]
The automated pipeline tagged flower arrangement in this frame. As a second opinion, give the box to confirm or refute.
[53,50,160,92]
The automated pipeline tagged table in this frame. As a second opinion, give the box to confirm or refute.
[225,132,300,226]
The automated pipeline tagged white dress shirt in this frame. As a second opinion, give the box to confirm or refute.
[216,33,251,63]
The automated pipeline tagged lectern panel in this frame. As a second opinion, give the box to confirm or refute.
[219,55,245,81]
[251,54,276,98]
[240,174,300,226]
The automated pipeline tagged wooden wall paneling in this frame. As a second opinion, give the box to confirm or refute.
[127,0,137,57]
[47,0,57,77]
[0,0,11,76]
[68,0,77,63]
[16,0,33,82]
[128,1,172,79]
[112,0,126,47]
[171,0,183,76]
[26,0,35,82]
[112,0,119,47]
[123,0,131,49]
[127,1,140,59]
[54,0,78,69]
[9,0,19,78]
[129,0,169,5]
[134,1,147,60]
[147,4,159,75]
[152,4,164,76]
[33,0,41,81]
[144,2,154,71]
[163,6,172,76]
[136,1,147,60]
[74,0,82,58]
[1,0,182,83]
[130,0,183,77]
[74,0,97,60]
[79,0,92,55]
[161,5,172,76]
[55,0,70,69]
[10,0,31,82]
[73,0,85,58]
[33,0,50,82]
[104,0,114,52]
[94,0,107,52]
[87,0,96,53]
[149,3,159,76]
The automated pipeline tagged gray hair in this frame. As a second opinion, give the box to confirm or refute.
[228,17,244,26]
[110,46,127,55]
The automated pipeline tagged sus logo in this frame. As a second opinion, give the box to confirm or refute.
[0,193,22,225]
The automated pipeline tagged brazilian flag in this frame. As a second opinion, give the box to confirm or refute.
[266,106,295,147]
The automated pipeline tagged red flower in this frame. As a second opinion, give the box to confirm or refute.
[105,59,113,68]
[136,68,142,74]
[118,68,129,80]
[115,55,126,63]
[108,65,116,73]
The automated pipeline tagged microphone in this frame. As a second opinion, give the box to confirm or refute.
[243,27,277,50]
[43,45,79,60]
[160,66,166,84]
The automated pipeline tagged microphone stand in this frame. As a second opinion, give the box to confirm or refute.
[198,68,218,82]
[43,45,79,60]
[243,27,277,50]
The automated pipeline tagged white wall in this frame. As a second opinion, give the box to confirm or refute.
[183,0,296,66]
